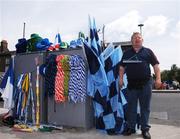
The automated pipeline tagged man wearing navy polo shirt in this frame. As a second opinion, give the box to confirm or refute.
[119,32,161,139]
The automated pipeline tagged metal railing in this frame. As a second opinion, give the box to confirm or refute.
[152,90,180,93]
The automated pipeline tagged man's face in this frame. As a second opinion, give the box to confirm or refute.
[131,34,143,49]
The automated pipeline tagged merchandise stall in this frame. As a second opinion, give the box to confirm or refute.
[13,48,94,129]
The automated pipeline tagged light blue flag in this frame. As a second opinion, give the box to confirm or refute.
[89,16,101,56]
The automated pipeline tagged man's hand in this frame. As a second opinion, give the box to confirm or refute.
[153,64,162,89]
[155,79,162,89]
[119,79,124,89]
[119,66,125,89]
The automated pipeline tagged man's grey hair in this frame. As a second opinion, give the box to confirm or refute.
[131,32,142,41]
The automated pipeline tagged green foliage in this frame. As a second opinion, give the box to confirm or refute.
[161,64,180,83]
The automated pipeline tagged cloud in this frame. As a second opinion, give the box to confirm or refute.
[105,10,141,42]
[143,15,169,38]
[104,12,170,43]
[170,20,180,40]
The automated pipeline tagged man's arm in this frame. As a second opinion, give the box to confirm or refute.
[119,66,125,88]
[153,64,162,89]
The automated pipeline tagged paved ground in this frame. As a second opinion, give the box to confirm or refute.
[0,121,180,139]
[151,93,180,121]
[1,93,180,139]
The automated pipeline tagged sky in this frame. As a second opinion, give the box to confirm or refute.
[0,0,180,71]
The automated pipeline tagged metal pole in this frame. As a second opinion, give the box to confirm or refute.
[23,22,26,38]
[138,24,144,36]
[102,24,105,50]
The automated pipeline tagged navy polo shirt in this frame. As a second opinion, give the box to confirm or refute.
[120,46,159,81]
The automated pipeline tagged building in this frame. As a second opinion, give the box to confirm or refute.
[0,40,15,73]
[105,41,132,52]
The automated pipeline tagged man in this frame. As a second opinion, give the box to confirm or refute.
[0,40,9,53]
[119,32,161,139]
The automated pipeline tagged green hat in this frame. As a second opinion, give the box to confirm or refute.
[27,33,42,52]
[60,42,68,49]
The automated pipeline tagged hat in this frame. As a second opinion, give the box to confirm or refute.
[60,42,68,49]
[54,44,60,50]
[69,39,83,48]
[69,40,77,48]
[15,38,27,53]
[78,32,85,39]
[36,38,52,50]
[27,33,42,52]
[76,38,83,47]
[30,33,41,39]
[47,46,55,51]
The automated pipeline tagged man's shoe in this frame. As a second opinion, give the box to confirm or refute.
[142,131,151,139]
[122,128,136,136]
[107,130,118,136]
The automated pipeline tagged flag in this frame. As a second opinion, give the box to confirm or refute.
[54,33,62,50]
[83,41,108,97]
[84,16,128,134]
[54,33,62,45]
[99,45,127,134]
[93,18,101,54]
[0,58,14,109]
[83,40,127,134]
[89,16,101,56]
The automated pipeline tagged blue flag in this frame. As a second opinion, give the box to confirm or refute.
[54,33,62,45]
[89,16,101,56]
[0,58,14,109]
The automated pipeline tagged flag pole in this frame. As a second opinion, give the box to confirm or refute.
[23,22,26,38]
[35,57,40,127]
[102,24,105,51]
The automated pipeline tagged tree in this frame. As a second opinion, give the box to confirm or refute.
[161,70,169,82]
[161,64,180,88]
[169,64,179,80]
[176,68,180,83]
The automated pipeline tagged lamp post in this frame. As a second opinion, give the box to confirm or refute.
[138,24,144,36]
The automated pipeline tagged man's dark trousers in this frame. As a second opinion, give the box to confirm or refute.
[126,78,152,131]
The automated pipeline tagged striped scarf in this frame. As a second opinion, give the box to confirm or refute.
[61,55,70,98]
[68,55,86,103]
[55,55,65,102]
[45,54,57,97]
